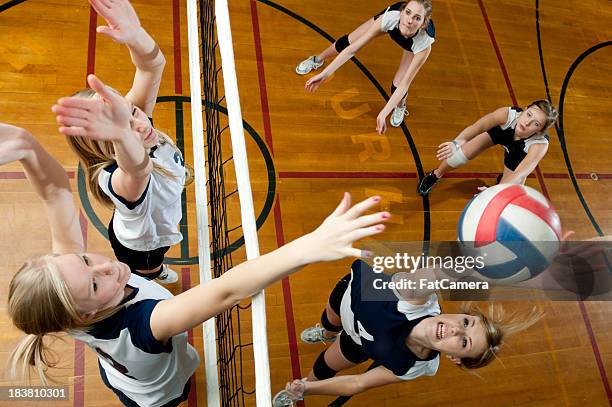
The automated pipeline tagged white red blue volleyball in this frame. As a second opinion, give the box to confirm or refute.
[458,184,562,283]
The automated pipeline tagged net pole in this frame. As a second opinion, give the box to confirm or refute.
[186,1,221,405]
[214,1,272,405]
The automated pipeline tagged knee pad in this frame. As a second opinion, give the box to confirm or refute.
[313,351,338,380]
[335,34,350,53]
[321,310,342,333]
[446,146,469,168]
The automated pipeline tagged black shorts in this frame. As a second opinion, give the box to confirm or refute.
[108,216,169,272]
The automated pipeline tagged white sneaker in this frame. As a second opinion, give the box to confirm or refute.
[272,390,303,407]
[155,265,179,284]
[390,104,409,127]
[295,56,324,75]
[300,324,337,344]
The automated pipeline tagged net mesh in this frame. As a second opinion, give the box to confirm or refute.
[199,1,254,405]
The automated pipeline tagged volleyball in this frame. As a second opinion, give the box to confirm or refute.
[458,184,562,282]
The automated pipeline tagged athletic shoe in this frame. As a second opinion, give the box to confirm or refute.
[295,56,324,75]
[300,324,337,344]
[417,171,440,196]
[272,390,304,407]
[390,104,409,127]
[155,265,179,284]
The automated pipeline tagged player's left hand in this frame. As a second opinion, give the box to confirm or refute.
[376,113,387,134]
[89,0,142,45]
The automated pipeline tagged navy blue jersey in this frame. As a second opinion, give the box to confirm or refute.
[70,275,199,407]
[340,260,441,379]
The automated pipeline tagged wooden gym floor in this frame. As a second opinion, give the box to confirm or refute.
[0,0,611,406]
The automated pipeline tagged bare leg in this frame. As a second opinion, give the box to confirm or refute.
[434,132,495,177]
[307,338,359,381]
[316,17,377,61]
[391,51,414,107]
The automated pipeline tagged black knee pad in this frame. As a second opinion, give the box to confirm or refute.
[313,351,338,380]
[335,34,350,53]
[320,310,342,333]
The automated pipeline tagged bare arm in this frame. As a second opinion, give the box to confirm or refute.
[150,194,390,342]
[291,366,401,397]
[0,124,84,254]
[500,143,548,184]
[436,107,509,161]
[89,0,165,116]
[305,19,383,92]
[376,48,431,134]
[53,74,153,202]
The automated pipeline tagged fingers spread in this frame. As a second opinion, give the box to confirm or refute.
[56,96,98,110]
[343,196,381,220]
[330,192,351,217]
[354,211,390,228]
[51,105,91,120]
[348,224,386,242]
[59,126,88,137]
[56,116,90,128]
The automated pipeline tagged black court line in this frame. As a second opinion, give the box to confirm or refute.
[0,0,26,13]
[255,0,431,246]
[536,0,610,237]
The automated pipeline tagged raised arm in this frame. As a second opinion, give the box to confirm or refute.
[436,107,509,161]
[150,194,390,342]
[305,18,383,92]
[52,74,152,202]
[0,124,83,254]
[89,0,165,116]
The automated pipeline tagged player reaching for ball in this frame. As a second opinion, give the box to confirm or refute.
[417,100,558,196]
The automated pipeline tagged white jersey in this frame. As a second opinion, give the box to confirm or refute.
[98,140,185,251]
[70,274,200,407]
[340,261,441,380]
[377,2,435,54]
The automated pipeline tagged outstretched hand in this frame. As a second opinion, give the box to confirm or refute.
[302,193,389,264]
[52,74,132,141]
[305,73,327,92]
[89,0,142,44]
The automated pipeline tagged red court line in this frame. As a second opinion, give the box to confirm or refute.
[278,171,611,180]
[477,1,611,403]
[250,0,304,398]
[87,6,97,79]
[172,0,183,94]
[72,8,98,406]
[181,268,198,407]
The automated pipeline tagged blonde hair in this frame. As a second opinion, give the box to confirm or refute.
[400,0,433,29]
[66,88,192,207]
[459,303,543,369]
[7,255,119,384]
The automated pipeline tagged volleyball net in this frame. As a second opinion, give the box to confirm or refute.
[186,0,270,405]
